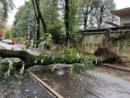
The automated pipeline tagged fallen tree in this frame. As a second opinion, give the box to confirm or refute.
[0,49,36,68]
[0,49,78,69]
[0,48,102,77]
[94,47,123,64]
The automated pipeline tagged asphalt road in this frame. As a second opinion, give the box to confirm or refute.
[0,41,41,55]
[0,74,53,98]
[30,65,130,98]
[0,42,55,98]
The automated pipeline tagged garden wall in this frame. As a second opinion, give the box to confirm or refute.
[82,33,130,64]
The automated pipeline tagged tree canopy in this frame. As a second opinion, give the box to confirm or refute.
[11,0,116,47]
[11,1,36,39]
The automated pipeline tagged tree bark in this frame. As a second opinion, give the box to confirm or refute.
[0,49,58,69]
[64,0,70,48]
[0,49,81,69]
[84,16,88,30]
[82,2,93,30]
[31,0,47,34]
[35,0,47,33]
[31,0,40,47]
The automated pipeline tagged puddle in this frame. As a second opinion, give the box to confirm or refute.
[29,65,98,98]
[29,65,130,98]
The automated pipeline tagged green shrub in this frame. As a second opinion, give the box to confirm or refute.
[5,31,10,39]
[0,58,25,78]
[36,48,103,73]
[47,24,63,44]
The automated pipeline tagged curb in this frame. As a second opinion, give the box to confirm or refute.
[27,71,63,98]
[102,63,130,72]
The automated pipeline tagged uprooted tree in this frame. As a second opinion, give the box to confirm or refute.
[0,47,121,78]
[0,49,54,69]
[0,48,103,76]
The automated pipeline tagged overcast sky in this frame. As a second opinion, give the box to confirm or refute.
[7,0,130,26]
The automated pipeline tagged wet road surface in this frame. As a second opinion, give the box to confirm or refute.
[0,41,41,55]
[29,65,130,98]
[0,42,54,98]
[0,74,54,98]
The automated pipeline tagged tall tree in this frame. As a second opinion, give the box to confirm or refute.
[64,0,70,48]
[31,0,47,34]
[11,2,36,38]
[0,0,14,19]
[93,0,116,29]
[80,0,100,30]
[41,0,59,26]
[64,0,79,48]
[0,0,14,38]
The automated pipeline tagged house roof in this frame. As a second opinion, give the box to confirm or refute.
[111,7,130,17]
[77,26,130,35]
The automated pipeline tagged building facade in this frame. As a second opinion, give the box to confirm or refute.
[112,7,130,26]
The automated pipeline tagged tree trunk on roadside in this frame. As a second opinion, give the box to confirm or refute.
[31,0,40,47]
[64,0,70,48]
[36,17,40,48]
[31,0,47,34]
[35,0,47,33]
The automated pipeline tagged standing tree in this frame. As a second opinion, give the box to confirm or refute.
[79,0,101,30]
[64,0,79,48]
[31,0,47,34]
[0,0,14,19]
[92,0,116,29]
[41,0,59,26]
[0,0,14,38]
[64,0,70,48]
[11,2,36,39]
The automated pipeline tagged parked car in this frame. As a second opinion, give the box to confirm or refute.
[6,39,14,45]
[2,39,7,43]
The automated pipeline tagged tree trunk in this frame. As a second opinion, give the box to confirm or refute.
[35,0,47,33]
[36,17,40,48]
[98,5,104,29]
[64,0,70,48]
[31,0,40,47]
[31,0,47,34]
[0,49,58,69]
[0,49,80,69]
[36,0,40,48]
[84,16,88,30]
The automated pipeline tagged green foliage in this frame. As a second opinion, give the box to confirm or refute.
[47,24,63,44]
[41,0,60,26]
[11,1,36,38]
[5,30,10,39]
[69,0,80,33]
[67,51,103,73]
[0,0,14,19]
[37,33,53,49]
[91,0,116,28]
[0,58,25,78]
[36,48,102,73]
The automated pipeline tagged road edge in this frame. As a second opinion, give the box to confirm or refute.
[102,63,130,72]
[27,71,63,98]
